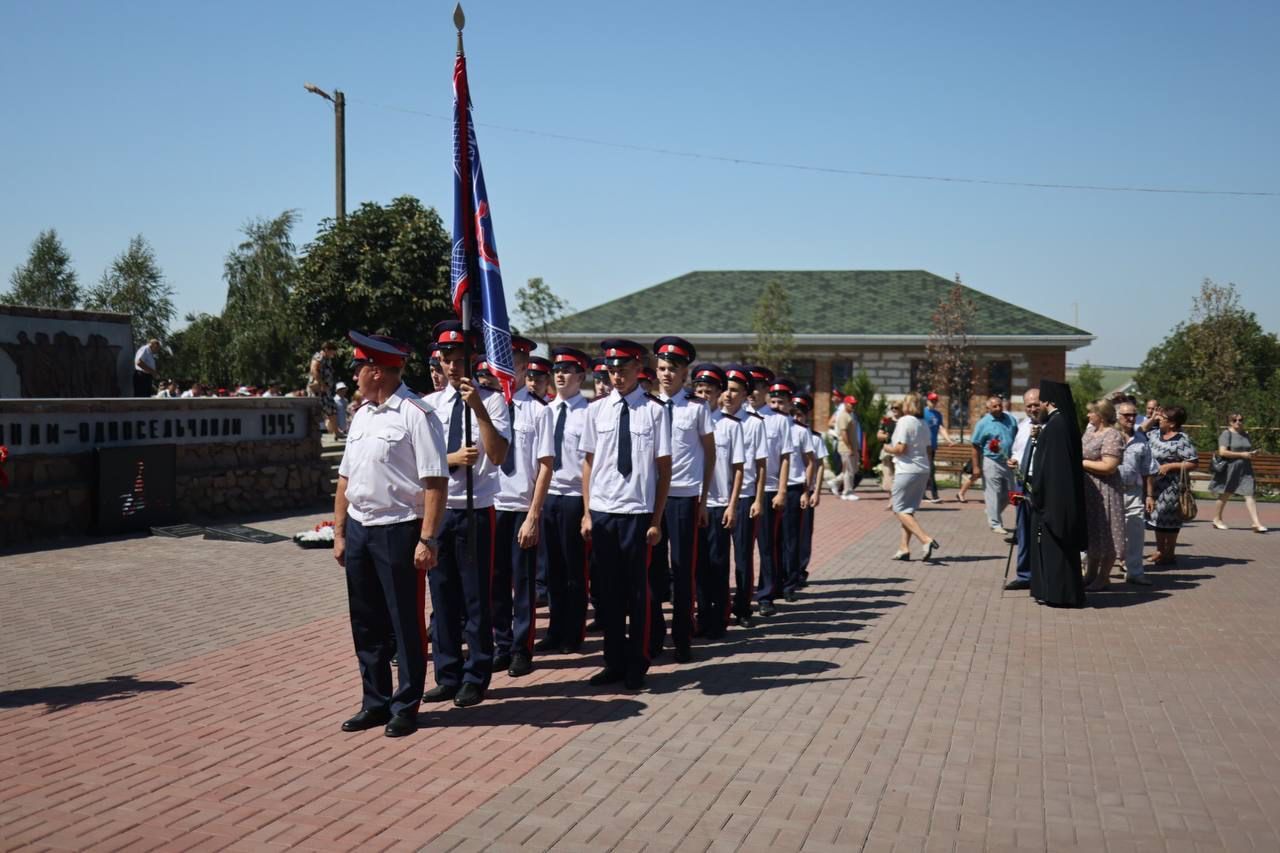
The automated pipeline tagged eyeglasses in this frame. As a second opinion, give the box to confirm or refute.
[1118,412,1137,418]
[1231,417,1244,423]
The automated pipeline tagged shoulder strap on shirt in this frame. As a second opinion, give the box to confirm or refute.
[749,411,765,420]
[401,393,434,418]
[645,392,664,405]
[723,413,740,422]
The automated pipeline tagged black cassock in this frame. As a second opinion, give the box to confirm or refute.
[1027,390,1088,608]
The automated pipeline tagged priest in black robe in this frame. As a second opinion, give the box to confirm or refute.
[1027,379,1087,607]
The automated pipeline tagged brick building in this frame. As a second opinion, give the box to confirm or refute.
[545,270,1093,428]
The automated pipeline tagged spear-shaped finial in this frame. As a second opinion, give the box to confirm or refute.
[454,3,466,56]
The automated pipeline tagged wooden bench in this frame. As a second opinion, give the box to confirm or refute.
[1191,451,1280,491]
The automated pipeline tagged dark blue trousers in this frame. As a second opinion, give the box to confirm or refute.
[781,483,805,594]
[535,530,549,603]
[492,509,536,660]
[732,495,756,619]
[754,491,780,604]
[590,512,651,678]
[697,505,731,636]
[428,506,495,689]
[1014,498,1032,581]
[653,495,698,654]
[343,515,426,718]
[543,493,587,647]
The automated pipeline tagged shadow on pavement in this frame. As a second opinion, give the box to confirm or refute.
[0,674,187,714]
[418,695,646,729]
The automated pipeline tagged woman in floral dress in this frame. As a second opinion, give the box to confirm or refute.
[1081,399,1125,591]
[1146,405,1198,564]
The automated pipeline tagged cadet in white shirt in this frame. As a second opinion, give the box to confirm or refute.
[334,331,448,738]
[746,366,793,617]
[773,380,813,601]
[420,321,511,709]
[792,394,826,587]
[524,354,554,609]
[651,336,715,663]
[580,339,672,691]
[492,336,555,678]
[538,347,593,653]
[691,364,744,639]
[722,365,768,628]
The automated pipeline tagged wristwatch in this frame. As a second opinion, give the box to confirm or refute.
[419,536,441,550]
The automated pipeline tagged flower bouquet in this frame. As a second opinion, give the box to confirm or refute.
[294,519,336,549]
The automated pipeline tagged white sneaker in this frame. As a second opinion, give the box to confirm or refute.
[841,493,860,501]
[991,525,1007,534]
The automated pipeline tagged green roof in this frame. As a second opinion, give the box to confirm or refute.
[550,270,1090,338]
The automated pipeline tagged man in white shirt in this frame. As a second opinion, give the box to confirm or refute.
[651,336,715,663]
[723,365,768,629]
[333,331,448,738]
[1004,388,1042,590]
[691,364,744,640]
[774,380,813,602]
[580,339,671,691]
[537,346,593,653]
[492,336,555,678]
[746,366,793,617]
[133,338,160,397]
[421,321,511,709]
[333,382,351,433]
[793,394,826,587]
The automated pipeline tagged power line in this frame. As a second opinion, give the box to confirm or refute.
[347,96,1278,199]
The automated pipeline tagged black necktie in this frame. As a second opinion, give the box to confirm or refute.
[553,402,567,471]
[446,392,463,473]
[664,399,674,440]
[617,399,632,478]
[501,400,516,475]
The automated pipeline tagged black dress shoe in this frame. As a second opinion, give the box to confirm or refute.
[624,672,645,691]
[341,708,390,732]
[492,653,512,673]
[384,713,417,738]
[759,601,776,617]
[588,668,625,686]
[422,684,458,702]
[507,653,532,677]
[648,645,665,661]
[735,615,754,629]
[673,647,693,664]
[453,683,485,707]
[559,640,582,655]
[1004,578,1031,591]
[533,636,559,652]
[692,626,707,639]
[784,591,798,603]
[585,620,602,633]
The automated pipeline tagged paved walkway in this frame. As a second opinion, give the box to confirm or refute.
[2,492,1279,852]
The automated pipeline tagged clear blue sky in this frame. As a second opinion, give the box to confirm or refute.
[3,0,1277,366]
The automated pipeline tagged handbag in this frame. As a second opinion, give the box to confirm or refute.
[1178,467,1198,522]
[1209,454,1228,476]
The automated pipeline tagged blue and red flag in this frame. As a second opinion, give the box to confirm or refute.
[451,52,515,401]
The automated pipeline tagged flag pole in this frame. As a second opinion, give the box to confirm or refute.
[455,2,479,577]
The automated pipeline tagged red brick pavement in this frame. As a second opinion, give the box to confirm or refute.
[2,491,1280,851]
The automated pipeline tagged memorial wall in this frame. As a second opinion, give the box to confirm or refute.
[0,397,330,547]
[0,305,135,398]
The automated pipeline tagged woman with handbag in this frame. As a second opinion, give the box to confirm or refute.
[1146,405,1199,565]
[1210,414,1268,533]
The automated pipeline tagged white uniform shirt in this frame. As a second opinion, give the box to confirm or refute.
[734,409,768,497]
[1010,417,1035,470]
[787,420,813,487]
[658,390,715,499]
[547,393,590,497]
[581,385,671,515]
[495,387,555,512]
[339,383,448,526]
[134,344,156,372]
[756,403,795,492]
[423,383,512,510]
[810,430,829,489]
[706,411,746,508]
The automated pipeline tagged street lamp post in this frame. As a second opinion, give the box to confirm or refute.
[303,83,346,224]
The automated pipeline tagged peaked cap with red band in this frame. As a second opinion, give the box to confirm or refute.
[510,334,537,355]
[348,330,411,368]
[599,338,647,366]
[723,363,754,387]
[791,393,813,411]
[691,362,726,388]
[525,355,552,375]
[747,365,775,385]
[432,319,481,351]
[591,356,609,376]
[653,336,697,365]
[474,358,492,376]
[768,377,797,396]
[551,346,590,372]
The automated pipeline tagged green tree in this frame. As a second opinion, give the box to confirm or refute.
[293,197,452,382]
[925,277,977,437]
[223,211,303,385]
[1069,362,1105,433]
[84,235,176,347]
[746,280,795,371]
[5,229,80,308]
[167,312,234,388]
[516,276,570,353]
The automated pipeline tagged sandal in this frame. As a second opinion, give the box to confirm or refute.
[1254,525,1270,534]
[1212,520,1228,531]
[892,549,911,561]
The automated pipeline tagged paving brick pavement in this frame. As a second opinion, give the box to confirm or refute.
[1,491,1278,852]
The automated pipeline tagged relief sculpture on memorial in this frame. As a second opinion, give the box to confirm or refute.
[0,331,122,397]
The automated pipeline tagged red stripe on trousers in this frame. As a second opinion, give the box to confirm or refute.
[690,523,700,635]
[641,542,653,661]
[580,540,592,643]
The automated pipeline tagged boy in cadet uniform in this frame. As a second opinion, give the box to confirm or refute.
[591,357,613,399]
[792,393,827,587]
[772,379,812,602]
[690,363,744,640]
[537,346,592,653]
[747,366,793,617]
[651,336,715,663]
[638,365,656,394]
[581,339,671,691]
[421,321,511,708]
[723,365,768,628]
[525,353,554,607]
[428,347,446,394]
[473,359,499,391]
[335,331,448,738]
[492,336,555,678]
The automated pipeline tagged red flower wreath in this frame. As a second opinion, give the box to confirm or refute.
[987,437,1002,454]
